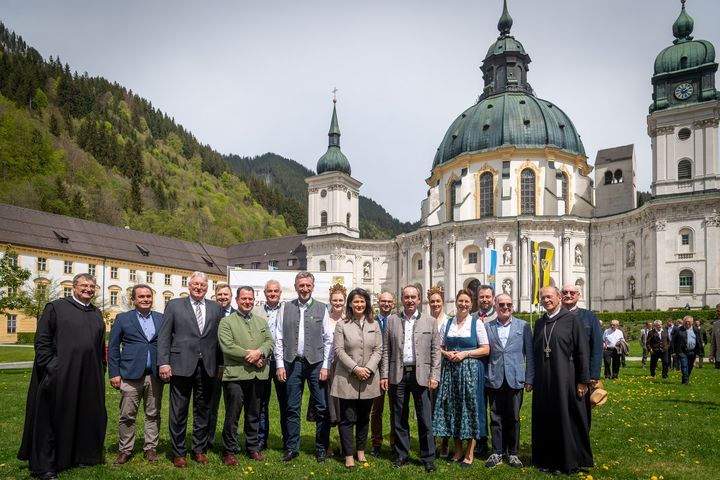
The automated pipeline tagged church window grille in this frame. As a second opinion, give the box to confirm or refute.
[614,169,623,183]
[681,234,689,246]
[129,269,136,282]
[417,259,423,271]
[110,290,119,306]
[479,172,493,218]
[63,286,72,297]
[604,171,613,185]
[678,159,692,180]
[561,172,569,214]
[468,252,478,264]
[181,276,188,287]
[320,211,328,227]
[164,274,171,286]
[520,168,535,215]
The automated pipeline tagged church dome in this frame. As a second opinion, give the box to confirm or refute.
[653,3,715,75]
[316,98,351,175]
[432,92,585,168]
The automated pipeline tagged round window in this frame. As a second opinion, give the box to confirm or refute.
[320,189,327,198]
[678,128,691,141]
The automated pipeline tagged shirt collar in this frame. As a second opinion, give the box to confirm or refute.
[298,298,313,309]
[193,298,205,306]
[239,311,252,320]
[497,316,512,327]
[265,303,281,312]
[480,307,494,317]
[136,309,152,320]
[71,295,90,308]
[401,310,418,320]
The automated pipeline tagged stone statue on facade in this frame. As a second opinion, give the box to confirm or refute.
[574,244,583,266]
[502,245,512,265]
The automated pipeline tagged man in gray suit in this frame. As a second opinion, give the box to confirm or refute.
[483,293,534,469]
[380,285,441,473]
[157,271,224,468]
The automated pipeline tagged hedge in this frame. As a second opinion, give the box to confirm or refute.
[16,333,35,344]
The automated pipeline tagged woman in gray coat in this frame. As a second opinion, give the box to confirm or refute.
[330,288,383,468]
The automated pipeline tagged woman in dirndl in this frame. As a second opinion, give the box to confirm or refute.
[432,288,490,467]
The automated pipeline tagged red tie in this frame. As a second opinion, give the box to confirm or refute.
[481,312,487,320]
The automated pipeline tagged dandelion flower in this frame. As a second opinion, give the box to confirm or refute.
[651,476,657,480]
[647,448,653,453]
[363,462,369,468]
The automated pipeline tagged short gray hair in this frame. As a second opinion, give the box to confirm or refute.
[265,279,281,290]
[189,271,208,283]
[295,271,315,284]
[73,273,96,285]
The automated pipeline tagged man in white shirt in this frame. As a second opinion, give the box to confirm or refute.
[602,320,625,379]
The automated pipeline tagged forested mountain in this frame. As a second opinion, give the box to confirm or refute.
[226,153,420,239]
[0,21,415,247]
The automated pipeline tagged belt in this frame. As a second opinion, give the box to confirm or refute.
[403,365,415,373]
[144,368,153,375]
[295,355,306,362]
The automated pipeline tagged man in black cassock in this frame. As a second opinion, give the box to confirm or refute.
[18,273,107,480]
[531,286,592,474]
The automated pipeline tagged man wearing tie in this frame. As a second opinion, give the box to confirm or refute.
[108,284,164,465]
[157,271,224,467]
[380,285,441,472]
[207,283,236,450]
[370,291,396,457]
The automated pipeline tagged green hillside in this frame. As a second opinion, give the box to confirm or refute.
[0,23,295,247]
[225,152,420,239]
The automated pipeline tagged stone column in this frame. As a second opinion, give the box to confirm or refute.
[562,236,571,286]
[447,234,457,310]
[705,212,720,295]
[372,256,380,295]
[520,235,529,307]
[423,239,431,299]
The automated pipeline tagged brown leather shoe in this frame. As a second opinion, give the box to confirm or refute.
[193,452,209,464]
[113,452,131,465]
[173,456,187,468]
[248,451,266,462]
[223,454,240,466]
[144,450,158,463]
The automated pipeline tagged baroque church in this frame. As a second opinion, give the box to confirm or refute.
[302,1,720,312]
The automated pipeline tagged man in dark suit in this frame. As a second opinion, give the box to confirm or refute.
[380,285,441,473]
[709,304,720,369]
[484,293,534,469]
[370,291,396,457]
[672,315,703,385]
[561,284,603,387]
[157,271,224,467]
[108,284,164,465]
[207,283,236,450]
[647,319,670,378]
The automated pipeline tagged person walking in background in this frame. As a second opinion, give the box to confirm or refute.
[483,293,533,469]
[370,291,396,457]
[157,271,224,468]
[432,289,489,468]
[19,273,107,480]
[218,286,274,465]
[639,321,652,368]
[381,285,441,473]
[709,304,720,369]
[647,319,670,379]
[602,320,625,379]
[694,319,707,368]
[254,279,286,451]
[331,288,383,469]
[108,284,164,465]
[672,316,703,385]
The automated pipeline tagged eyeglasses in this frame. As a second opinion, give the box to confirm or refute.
[561,290,579,295]
[497,303,512,308]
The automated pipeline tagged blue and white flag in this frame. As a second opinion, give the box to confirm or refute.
[484,248,497,291]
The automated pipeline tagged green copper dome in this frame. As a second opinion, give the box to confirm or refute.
[316,99,351,175]
[432,0,584,168]
[432,92,585,168]
[654,2,715,75]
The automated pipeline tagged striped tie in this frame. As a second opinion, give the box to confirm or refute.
[195,301,204,333]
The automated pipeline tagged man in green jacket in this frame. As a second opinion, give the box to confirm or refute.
[218,286,275,466]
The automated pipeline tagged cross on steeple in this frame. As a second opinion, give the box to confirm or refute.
[332,87,338,103]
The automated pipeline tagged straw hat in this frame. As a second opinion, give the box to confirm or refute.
[590,387,608,408]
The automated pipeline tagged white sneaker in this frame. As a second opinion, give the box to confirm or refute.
[508,454,523,468]
[485,453,503,468]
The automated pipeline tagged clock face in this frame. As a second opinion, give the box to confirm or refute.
[674,82,694,100]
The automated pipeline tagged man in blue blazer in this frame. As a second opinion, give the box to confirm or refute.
[484,293,534,469]
[108,284,164,465]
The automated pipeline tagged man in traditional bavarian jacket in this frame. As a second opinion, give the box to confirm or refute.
[274,272,333,463]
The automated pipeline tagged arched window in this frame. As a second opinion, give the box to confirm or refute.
[346,213,351,228]
[604,171,613,185]
[520,168,535,215]
[678,227,693,253]
[561,172,569,214]
[320,211,328,227]
[614,169,623,183]
[479,172,493,218]
[678,159,692,180]
[319,260,327,272]
[679,269,694,294]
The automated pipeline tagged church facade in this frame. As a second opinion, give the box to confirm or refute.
[303,1,720,313]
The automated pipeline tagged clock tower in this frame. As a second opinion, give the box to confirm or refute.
[648,0,719,196]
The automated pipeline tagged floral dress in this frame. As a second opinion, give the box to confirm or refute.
[432,315,487,439]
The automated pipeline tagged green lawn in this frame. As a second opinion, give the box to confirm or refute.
[0,362,718,479]
[0,346,35,363]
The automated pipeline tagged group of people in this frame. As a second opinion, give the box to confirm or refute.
[19,269,718,480]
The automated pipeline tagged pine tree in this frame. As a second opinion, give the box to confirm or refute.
[49,113,60,136]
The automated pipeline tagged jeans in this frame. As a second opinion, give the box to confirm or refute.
[679,352,696,384]
[258,359,288,449]
[285,358,329,454]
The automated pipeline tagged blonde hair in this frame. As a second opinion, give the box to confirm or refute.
[427,285,444,301]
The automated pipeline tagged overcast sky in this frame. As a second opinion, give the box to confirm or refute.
[3,0,719,222]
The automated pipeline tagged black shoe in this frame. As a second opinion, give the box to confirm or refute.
[36,473,58,480]
[392,457,408,468]
[282,450,299,462]
[370,447,381,457]
[424,461,436,473]
[316,450,328,463]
